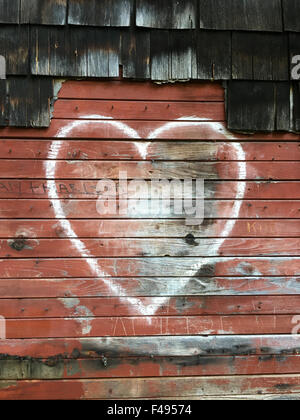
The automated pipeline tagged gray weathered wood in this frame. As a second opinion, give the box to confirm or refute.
[68,0,133,27]
[1,335,300,358]
[232,33,289,81]
[227,81,291,132]
[122,30,150,79]
[136,0,196,29]
[0,0,19,23]
[193,30,231,80]
[199,0,283,32]
[151,30,194,81]
[283,0,300,32]
[0,26,29,75]
[20,0,67,25]
[31,27,120,78]
[8,77,53,127]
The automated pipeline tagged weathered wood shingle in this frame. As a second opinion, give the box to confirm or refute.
[20,0,67,25]
[292,82,300,132]
[150,30,194,81]
[0,0,19,24]
[31,27,120,78]
[193,30,231,80]
[232,33,289,81]
[199,0,283,32]
[122,30,150,79]
[68,0,133,27]
[283,0,300,32]
[0,79,7,125]
[0,25,29,75]
[227,81,291,132]
[136,0,197,29]
[0,0,297,131]
[8,77,53,127]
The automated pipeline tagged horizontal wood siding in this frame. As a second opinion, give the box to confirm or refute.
[0,80,299,400]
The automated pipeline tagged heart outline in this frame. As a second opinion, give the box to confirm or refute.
[45,115,246,334]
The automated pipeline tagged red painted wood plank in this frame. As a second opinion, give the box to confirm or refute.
[1,374,300,399]
[0,276,298,298]
[0,120,299,140]
[0,140,298,161]
[0,336,299,359]
[0,355,300,379]
[0,257,297,278]
[0,219,298,238]
[2,315,300,338]
[1,238,299,258]
[0,180,298,199]
[1,296,300,318]
[53,100,226,121]
[0,160,298,180]
[58,81,225,101]
[0,199,298,218]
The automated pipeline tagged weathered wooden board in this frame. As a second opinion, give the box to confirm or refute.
[0,257,298,278]
[0,199,297,219]
[1,335,300,359]
[0,141,298,161]
[58,81,225,101]
[0,277,299,298]
[2,315,300,338]
[0,181,298,200]
[0,355,300,380]
[53,100,225,121]
[2,375,300,399]
[1,119,299,140]
[1,296,300,318]
[0,219,298,238]
[0,160,299,180]
[1,238,299,258]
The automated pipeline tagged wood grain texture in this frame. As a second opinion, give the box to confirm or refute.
[20,0,67,25]
[1,119,299,140]
[2,375,300,399]
[0,277,299,298]
[0,257,298,278]
[136,0,196,29]
[0,79,298,399]
[0,219,297,238]
[1,296,300,318]
[199,0,283,32]
[1,335,300,359]
[0,160,298,180]
[0,199,297,219]
[0,141,297,161]
[1,238,299,258]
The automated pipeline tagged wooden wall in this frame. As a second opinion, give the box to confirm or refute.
[0,80,299,399]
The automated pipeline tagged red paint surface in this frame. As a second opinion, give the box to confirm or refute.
[0,80,298,399]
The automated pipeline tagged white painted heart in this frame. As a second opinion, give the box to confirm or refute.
[45,115,246,334]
